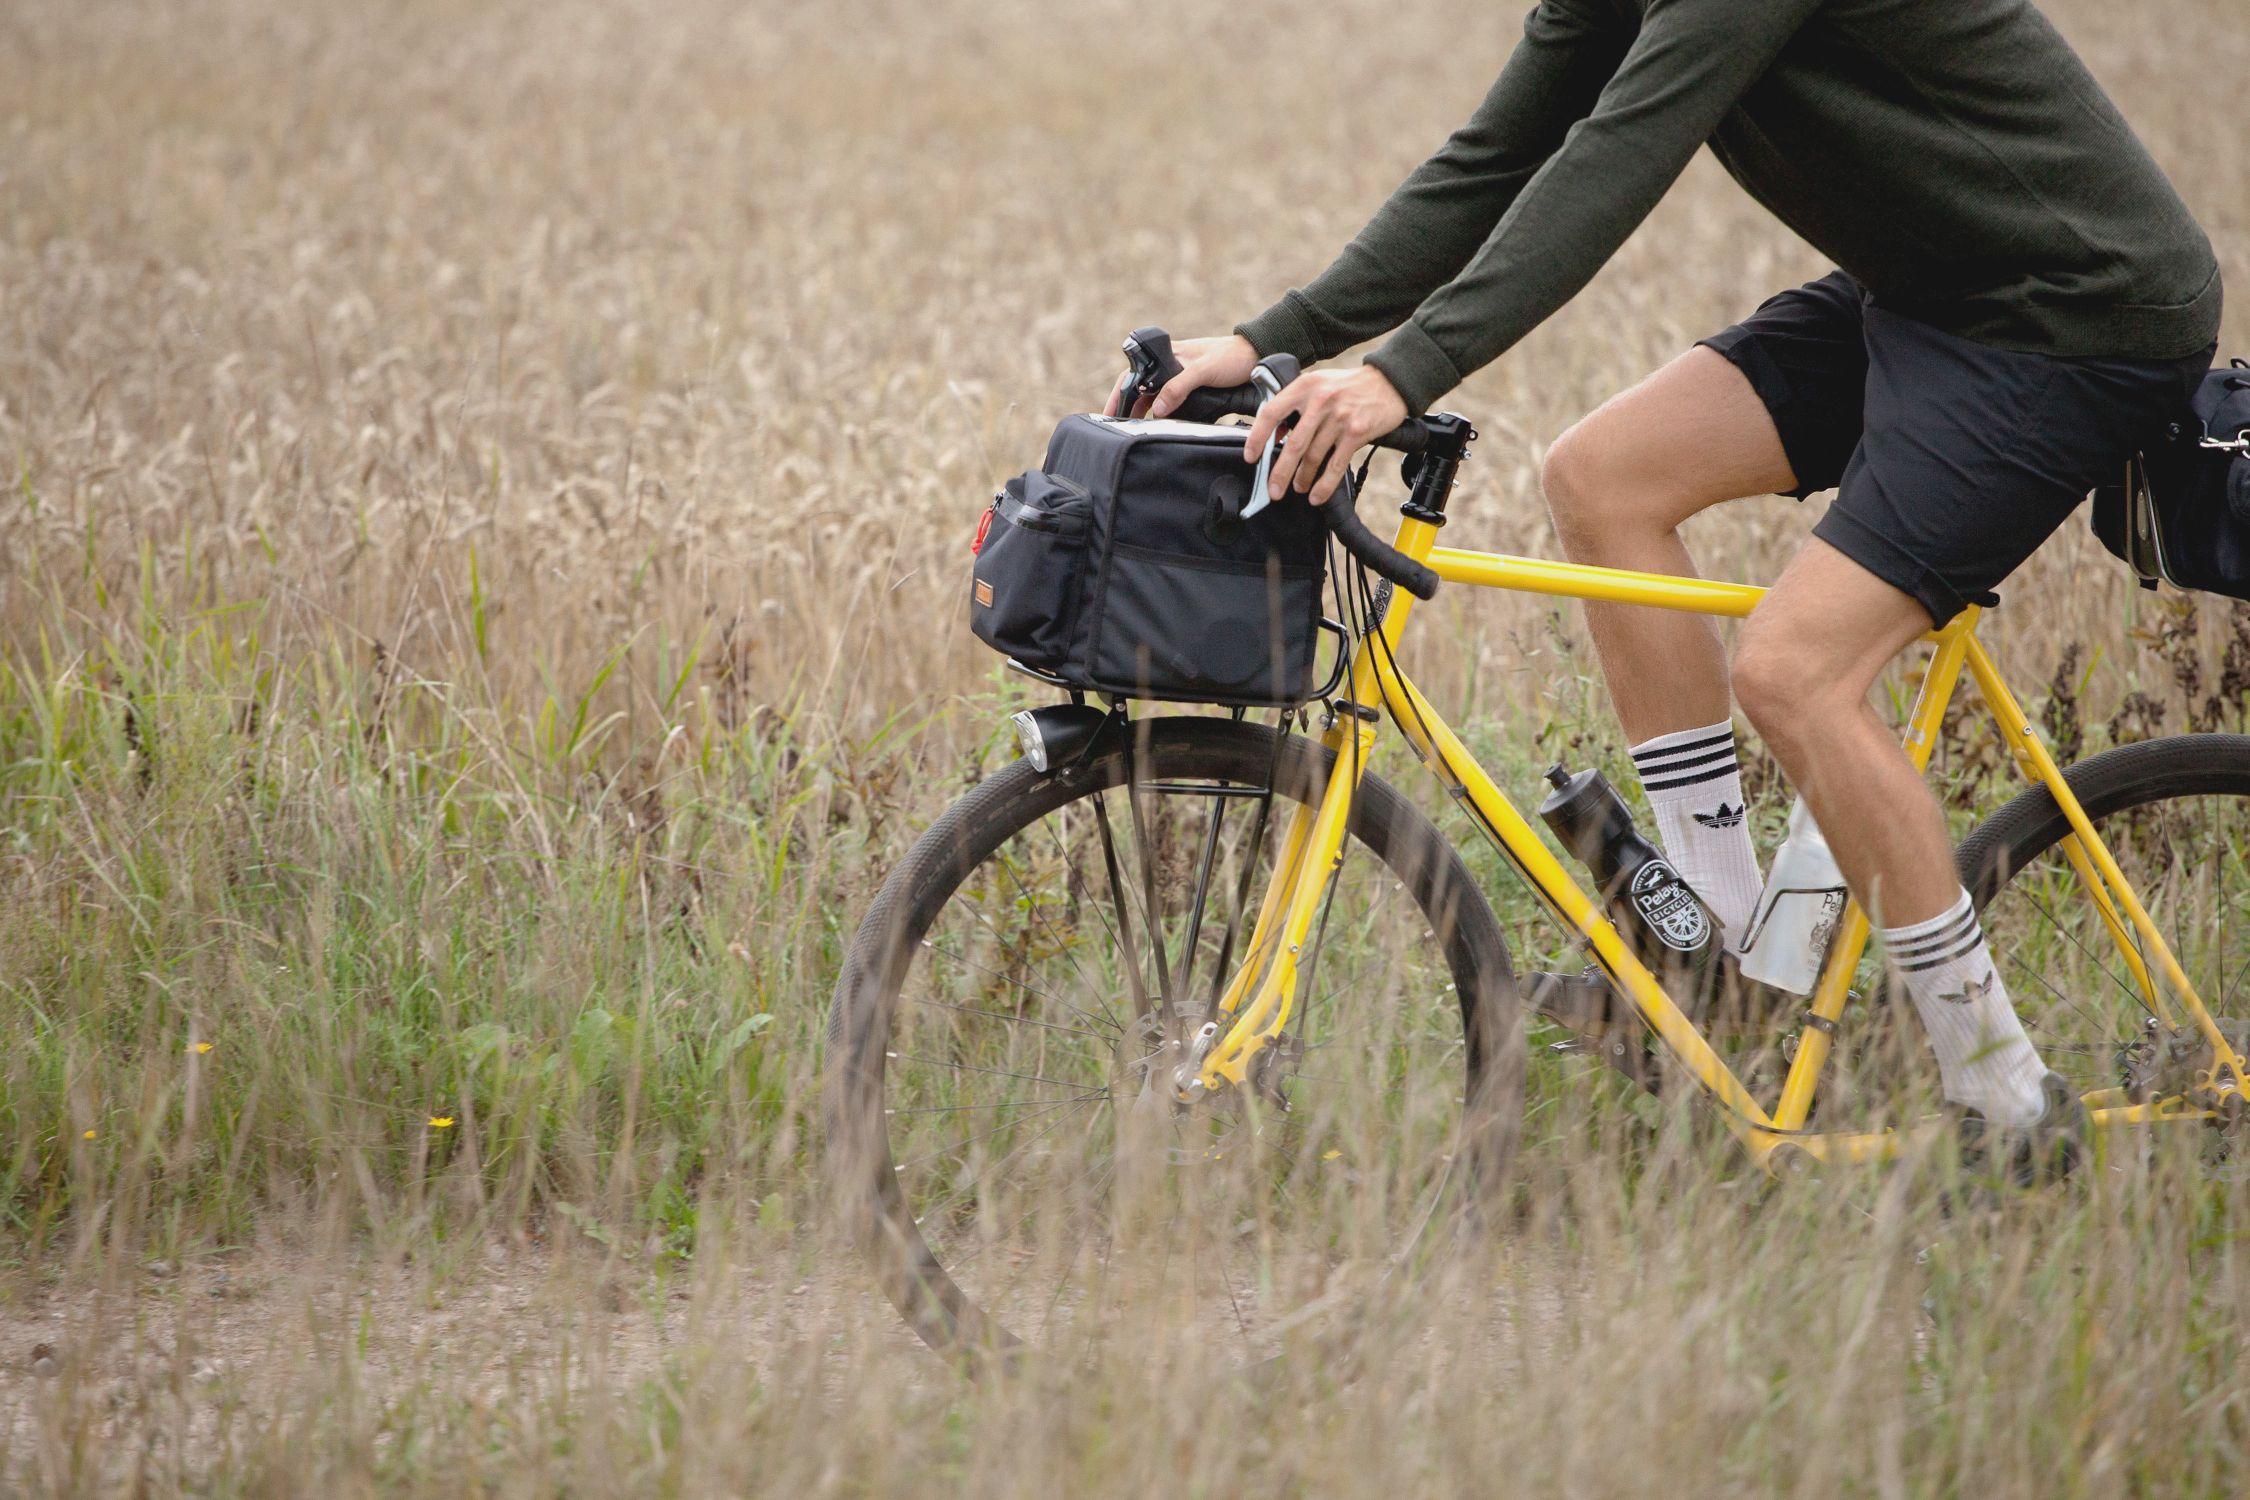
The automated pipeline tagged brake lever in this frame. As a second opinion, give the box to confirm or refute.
[1115,327,1179,416]
[1241,362,1288,520]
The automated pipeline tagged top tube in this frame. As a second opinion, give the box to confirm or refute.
[1422,546,1965,642]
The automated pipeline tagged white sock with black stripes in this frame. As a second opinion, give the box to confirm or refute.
[1628,720,1764,952]
[1882,889,2048,1126]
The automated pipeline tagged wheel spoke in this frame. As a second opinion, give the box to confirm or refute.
[1122,772,1178,1007]
[2000,937,2133,1054]
[890,1052,1106,1092]
[989,846,1127,1034]
[891,1096,1107,1174]
[2018,885,2154,1020]
[838,720,1502,1362]
[1175,789,1232,1000]
[906,994,1117,1043]
[886,1094,1107,1120]
[1037,1157,1119,1340]
[1967,754,2250,1128]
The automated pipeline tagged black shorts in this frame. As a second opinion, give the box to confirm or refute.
[1699,271,2214,625]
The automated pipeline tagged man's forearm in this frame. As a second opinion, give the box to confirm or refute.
[1367,0,1822,414]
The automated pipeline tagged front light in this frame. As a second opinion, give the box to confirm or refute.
[1010,704,1109,775]
[1011,709,1050,772]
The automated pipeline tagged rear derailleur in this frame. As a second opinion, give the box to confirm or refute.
[2118,1015,2250,1114]
[2118,1016,2250,1172]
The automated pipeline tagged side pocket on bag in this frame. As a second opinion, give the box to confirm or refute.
[968,474,1093,670]
[2226,455,2250,526]
[1088,543,1321,704]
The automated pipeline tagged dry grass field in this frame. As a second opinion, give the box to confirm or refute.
[5,0,2250,1492]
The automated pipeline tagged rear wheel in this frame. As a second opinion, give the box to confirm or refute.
[823,716,1522,1362]
[1956,734,2250,1139]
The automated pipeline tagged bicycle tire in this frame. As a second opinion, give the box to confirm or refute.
[1958,734,2250,897]
[1952,732,2250,1109]
[823,716,1523,1361]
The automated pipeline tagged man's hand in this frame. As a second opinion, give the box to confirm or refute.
[1241,365,1409,505]
[1101,334,1260,418]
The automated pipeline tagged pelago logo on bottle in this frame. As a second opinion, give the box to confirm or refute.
[1630,860,1711,951]
[1807,890,1846,953]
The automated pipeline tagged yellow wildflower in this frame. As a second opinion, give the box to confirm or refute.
[428,1116,455,1129]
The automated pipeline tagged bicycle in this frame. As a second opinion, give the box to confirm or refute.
[824,344,2250,1362]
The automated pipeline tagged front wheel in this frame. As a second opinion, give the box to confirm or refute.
[1957,734,2250,1123]
[823,716,1523,1363]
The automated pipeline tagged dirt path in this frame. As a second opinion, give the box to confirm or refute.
[0,1233,919,1485]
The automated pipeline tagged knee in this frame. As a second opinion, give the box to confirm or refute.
[1540,418,1686,562]
[1538,423,1614,559]
[1730,629,1825,747]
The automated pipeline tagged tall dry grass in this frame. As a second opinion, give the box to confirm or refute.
[3,0,2250,1492]
[6,0,2244,725]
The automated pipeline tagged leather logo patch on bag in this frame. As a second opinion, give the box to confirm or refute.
[974,578,994,608]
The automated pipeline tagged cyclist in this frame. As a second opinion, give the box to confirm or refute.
[1120,0,2220,1156]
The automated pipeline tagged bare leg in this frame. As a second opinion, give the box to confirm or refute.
[1547,353,2043,1115]
[1731,538,1959,926]
[1540,346,1799,742]
[1542,346,1800,942]
[1735,541,2048,1121]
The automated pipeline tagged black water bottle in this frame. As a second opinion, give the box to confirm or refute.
[1538,762,1726,1006]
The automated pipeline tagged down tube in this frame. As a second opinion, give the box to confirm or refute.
[1357,596,1781,1138]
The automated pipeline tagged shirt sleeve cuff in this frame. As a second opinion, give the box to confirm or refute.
[1234,293,1325,362]
[1363,320,1464,418]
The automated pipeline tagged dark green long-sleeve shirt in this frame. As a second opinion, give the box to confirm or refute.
[1237,0,2222,416]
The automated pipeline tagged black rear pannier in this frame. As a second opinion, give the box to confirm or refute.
[2093,359,2250,601]
[970,414,1330,707]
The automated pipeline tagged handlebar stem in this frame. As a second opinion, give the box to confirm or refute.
[1400,412,1476,526]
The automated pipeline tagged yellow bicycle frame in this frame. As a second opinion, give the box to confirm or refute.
[1191,513,2250,1169]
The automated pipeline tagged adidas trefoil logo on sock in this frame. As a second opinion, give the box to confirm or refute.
[1938,971,1995,1006]
[1692,801,1744,830]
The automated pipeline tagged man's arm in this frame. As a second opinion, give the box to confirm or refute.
[1236,0,1628,367]
[1366,0,1823,415]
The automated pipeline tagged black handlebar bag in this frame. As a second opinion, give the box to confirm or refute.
[2093,360,2250,600]
[969,414,1330,707]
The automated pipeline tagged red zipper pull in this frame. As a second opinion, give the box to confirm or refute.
[971,504,995,555]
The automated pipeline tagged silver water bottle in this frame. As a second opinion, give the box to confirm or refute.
[1737,798,1849,995]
